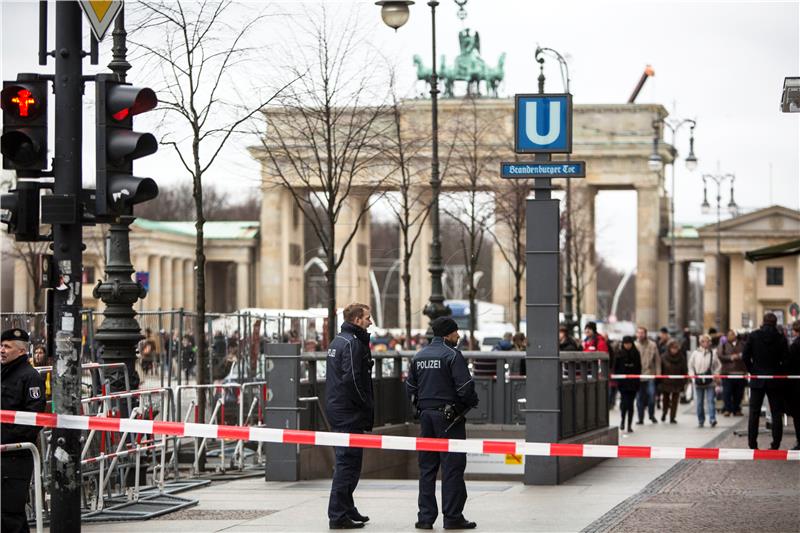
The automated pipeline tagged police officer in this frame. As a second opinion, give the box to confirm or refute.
[1,328,46,533]
[406,317,479,530]
[326,303,374,529]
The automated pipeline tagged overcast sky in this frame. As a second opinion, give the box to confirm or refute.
[2,0,798,271]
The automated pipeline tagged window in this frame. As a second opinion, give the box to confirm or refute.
[766,266,783,286]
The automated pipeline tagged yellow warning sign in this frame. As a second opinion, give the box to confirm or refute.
[79,0,122,42]
[505,454,523,465]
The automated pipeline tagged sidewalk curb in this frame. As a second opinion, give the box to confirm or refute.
[581,418,747,533]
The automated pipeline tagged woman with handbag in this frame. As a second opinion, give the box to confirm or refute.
[659,340,687,423]
[688,334,722,427]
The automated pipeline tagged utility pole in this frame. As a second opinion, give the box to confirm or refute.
[50,1,84,530]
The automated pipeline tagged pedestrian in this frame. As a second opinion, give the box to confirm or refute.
[181,334,197,382]
[582,322,608,353]
[717,329,746,417]
[512,333,527,376]
[31,344,51,401]
[1,328,46,533]
[613,336,641,433]
[688,334,721,428]
[406,316,479,530]
[559,325,580,352]
[656,327,671,356]
[785,320,800,450]
[743,313,789,449]
[635,326,661,425]
[659,340,687,423]
[326,303,375,529]
[139,328,157,375]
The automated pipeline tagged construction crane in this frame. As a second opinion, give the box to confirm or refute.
[627,65,655,103]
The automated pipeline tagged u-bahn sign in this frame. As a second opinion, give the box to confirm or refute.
[514,93,572,153]
[500,161,586,179]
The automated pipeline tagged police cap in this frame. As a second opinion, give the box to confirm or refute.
[431,317,459,337]
[1,328,30,343]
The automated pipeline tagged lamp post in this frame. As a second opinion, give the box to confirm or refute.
[701,172,737,331]
[377,0,452,330]
[648,117,698,335]
[535,46,577,336]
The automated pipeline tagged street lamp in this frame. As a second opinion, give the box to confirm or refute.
[535,45,578,337]
[701,172,737,331]
[377,0,452,330]
[650,117,699,335]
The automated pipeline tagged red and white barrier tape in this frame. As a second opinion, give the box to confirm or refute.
[609,374,800,380]
[2,409,797,462]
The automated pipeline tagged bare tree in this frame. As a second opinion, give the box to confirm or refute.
[9,241,48,312]
[490,177,529,331]
[254,7,391,338]
[129,1,292,396]
[565,201,600,326]
[442,99,497,347]
[135,182,259,221]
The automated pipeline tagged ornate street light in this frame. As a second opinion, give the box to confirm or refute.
[376,1,414,30]
[377,0,453,332]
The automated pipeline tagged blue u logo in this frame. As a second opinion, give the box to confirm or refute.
[525,101,561,145]
[515,94,571,153]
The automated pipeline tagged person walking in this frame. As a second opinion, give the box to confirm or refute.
[582,322,608,353]
[613,336,641,433]
[635,327,661,424]
[326,304,375,529]
[689,334,721,428]
[1,328,46,533]
[718,329,746,416]
[785,320,800,450]
[406,317,479,530]
[743,313,789,450]
[659,340,687,423]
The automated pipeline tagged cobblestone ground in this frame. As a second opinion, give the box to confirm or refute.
[585,419,800,533]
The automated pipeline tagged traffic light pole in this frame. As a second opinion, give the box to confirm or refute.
[50,1,83,530]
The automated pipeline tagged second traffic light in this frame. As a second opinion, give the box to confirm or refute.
[95,74,159,218]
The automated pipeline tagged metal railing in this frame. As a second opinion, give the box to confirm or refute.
[0,442,44,533]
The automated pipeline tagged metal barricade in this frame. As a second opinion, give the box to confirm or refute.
[176,382,269,474]
[0,442,44,533]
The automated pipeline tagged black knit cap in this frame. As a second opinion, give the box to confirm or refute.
[622,335,635,345]
[431,317,459,337]
[1,328,30,343]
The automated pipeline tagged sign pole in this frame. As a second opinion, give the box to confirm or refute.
[50,1,84,529]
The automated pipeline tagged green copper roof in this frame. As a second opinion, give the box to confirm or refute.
[133,219,259,240]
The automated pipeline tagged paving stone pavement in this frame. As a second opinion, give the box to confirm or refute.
[583,419,800,533]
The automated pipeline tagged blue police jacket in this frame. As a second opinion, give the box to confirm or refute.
[325,322,375,431]
[406,337,479,411]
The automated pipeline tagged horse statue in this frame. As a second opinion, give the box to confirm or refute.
[412,29,506,98]
[485,52,506,97]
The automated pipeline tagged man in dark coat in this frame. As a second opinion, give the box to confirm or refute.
[743,313,789,450]
[406,317,479,530]
[1,328,46,533]
[326,304,374,529]
[786,320,800,450]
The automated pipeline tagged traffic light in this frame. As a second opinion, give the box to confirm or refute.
[95,74,159,217]
[0,181,41,241]
[1,78,48,170]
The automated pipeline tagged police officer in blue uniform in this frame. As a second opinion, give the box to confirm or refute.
[326,304,375,529]
[406,317,479,530]
[1,328,46,533]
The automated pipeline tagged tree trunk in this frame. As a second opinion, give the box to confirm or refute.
[514,275,522,332]
[402,268,412,349]
[326,228,337,341]
[469,289,477,350]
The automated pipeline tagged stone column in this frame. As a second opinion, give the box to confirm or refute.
[636,186,660,331]
[161,256,173,311]
[728,254,745,330]
[399,188,432,331]
[571,184,598,319]
[335,191,371,307]
[703,252,718,331]
[259,186,304,309]
[148,254,162,310]
[675,261,689,330]
[183,259,195,311]
[13,259,31,311]
[236,261,250,310]
[172,258,183,309]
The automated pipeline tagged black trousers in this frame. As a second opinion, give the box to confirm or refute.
[418,409,467,526]
[1,453,33,533]
[327,427,364,522]
[748,386,784,449]
[619,390,637,429]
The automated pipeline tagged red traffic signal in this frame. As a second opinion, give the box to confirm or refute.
[1,79,49,170]
[96,75,159,217]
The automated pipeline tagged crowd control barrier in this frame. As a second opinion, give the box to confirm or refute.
[0,442,44,533]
